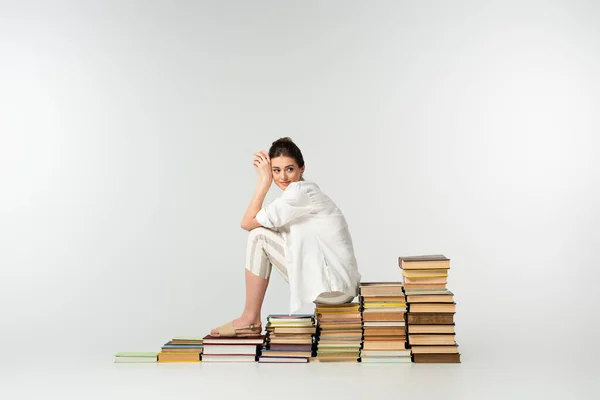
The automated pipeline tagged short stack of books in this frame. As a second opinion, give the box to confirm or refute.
[114,352,158,363]
[259,314,316,363]
[399,255,461,363]
[314,303,362,362]
[158,337,203,362]
[400,254,449,290]
[202,334,265,362]
[359,282,411,363]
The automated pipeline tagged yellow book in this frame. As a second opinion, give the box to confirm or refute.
[363,302,406,307]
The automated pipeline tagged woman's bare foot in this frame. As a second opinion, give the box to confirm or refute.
[210,315,262,336]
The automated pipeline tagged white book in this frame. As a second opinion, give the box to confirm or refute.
[362,321,405,327]
[258,357,308,363]
[202,355,256,362]
[114,357,157,363]
[202,345,258,355]
[360,349,411,357]
[360,357,412,363]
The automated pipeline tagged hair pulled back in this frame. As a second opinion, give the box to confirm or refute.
[268,137,305,168]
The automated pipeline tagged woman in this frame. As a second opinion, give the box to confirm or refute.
[211,137,361,337]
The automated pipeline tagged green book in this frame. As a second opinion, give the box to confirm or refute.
[114,352,158,357]
[114,352,158,363]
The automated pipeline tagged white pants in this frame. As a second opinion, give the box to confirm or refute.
[245,227,355,304]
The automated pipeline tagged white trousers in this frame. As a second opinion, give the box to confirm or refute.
[246,227,355,304]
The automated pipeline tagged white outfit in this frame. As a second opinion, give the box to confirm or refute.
[255,180,361,314]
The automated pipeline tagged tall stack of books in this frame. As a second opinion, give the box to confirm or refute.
[258,314,315,363]
[114,352,158,363]
[314,303,362,362]
[201,334,265,362]
[158,337,203,362]
[399,255,461,363]
[359,282,411,363]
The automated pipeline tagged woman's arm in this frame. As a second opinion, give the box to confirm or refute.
[241,151,272,231]
[240,180,270,231]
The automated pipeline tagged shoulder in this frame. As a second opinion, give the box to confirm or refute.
[280,180,316,202]
[293,180,320,192]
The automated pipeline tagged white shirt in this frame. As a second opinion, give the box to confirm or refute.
[255,180,361,314]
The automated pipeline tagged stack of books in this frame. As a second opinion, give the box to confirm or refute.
[314,303,362,362]
[202,334,265,362]
[359,282,411,363]
[259,314,316,363]
[400,254,449,289]
[158,337,203,362]
[114,352,158,363]
[399,255,461,363]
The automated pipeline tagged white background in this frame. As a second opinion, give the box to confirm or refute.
[1,1,599,398]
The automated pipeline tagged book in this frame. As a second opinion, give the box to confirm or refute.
[114,357,157,363]
[408,334,456,345]
[361,296,406,302]
[202,344,260,355]
[268,337,313,344]
[170,337,204,345]
[398,255,450,270]
[406,294,454,303]
[362,302,406,307]
[158,352,200,362]
[359,282,403,296]
[202,355,257,362]
[403,277,447,284]
[267,314,314,319]
[363,327,407,336]
[408,324,455,334]
[361,357,412,363]
[202,335,265,345]
[410,345,459,354]
[363,307,407,313]
[409,303,456,313]
[362,342,406,351]
[402,270,449,278]
[267,344,313,351]
[113,352,158,363]
[362,321,405,327]
[403,283,447,289]
[404,288,453,295]
[360,349,411,357]
[260,350,312,357]
[413,353,461,363]
[259,357,308,363]
[114,352,158,357]
[362,312,406,322]
[267,327,316,334]
[407,313,455,325]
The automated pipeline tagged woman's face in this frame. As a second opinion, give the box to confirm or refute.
[271,156,305,190]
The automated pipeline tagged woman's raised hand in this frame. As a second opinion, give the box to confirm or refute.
[253,151,273,186]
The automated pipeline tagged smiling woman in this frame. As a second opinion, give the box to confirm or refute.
[211,137,362,337]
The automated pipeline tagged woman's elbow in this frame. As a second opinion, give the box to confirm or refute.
[241,218,263,231]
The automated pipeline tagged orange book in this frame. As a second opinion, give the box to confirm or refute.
[158,352,200,362]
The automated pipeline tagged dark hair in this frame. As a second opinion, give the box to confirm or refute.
[269,137,305,168]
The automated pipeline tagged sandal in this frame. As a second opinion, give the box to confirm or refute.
[212,321,262,337]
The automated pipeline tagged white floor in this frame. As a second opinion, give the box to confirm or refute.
[2,351,597,400]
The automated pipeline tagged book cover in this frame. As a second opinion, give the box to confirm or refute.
[407,313,455,325]
[413,353,461,363]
